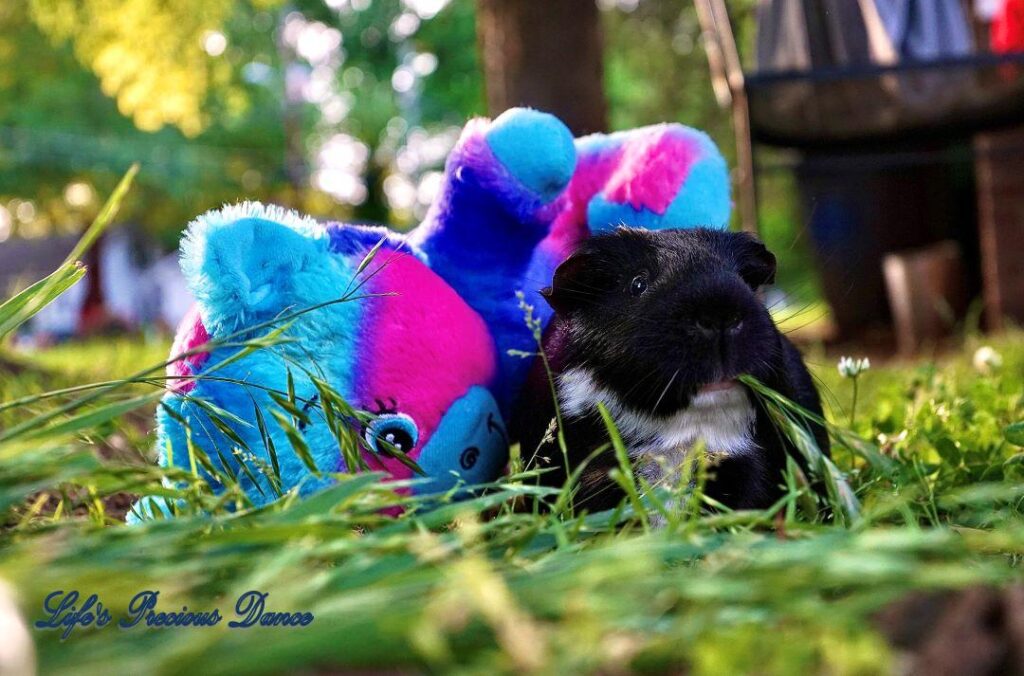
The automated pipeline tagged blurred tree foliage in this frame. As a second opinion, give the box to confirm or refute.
[0,0,754,249]
[29,0,238,136]
[605,2,727,147]
[1,1,292,247]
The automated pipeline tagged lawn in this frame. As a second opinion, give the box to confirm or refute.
[0,322,1022,674]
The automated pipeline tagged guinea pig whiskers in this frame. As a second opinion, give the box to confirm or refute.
[764,282,823,321]
[775,293,824,322]
[619,364,667,401]
[804,367,845,419]
[652,369,681,412]
[781,312,830,336]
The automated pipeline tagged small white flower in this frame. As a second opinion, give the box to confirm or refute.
[973,346,1003,374]
[838,356,870,378]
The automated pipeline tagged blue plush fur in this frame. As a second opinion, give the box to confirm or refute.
[485,108,576,202]
[134,199,511,522]
[161,204,367,503]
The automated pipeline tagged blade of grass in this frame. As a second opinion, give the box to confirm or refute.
[597,402,649,530]
[0,163,138,339]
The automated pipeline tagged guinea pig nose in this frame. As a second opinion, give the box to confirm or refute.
[694,311,743,338]
[694,316,717,338]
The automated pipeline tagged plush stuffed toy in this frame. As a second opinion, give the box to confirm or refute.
[131,108,731,519]
[134,204,510,518]
[408,108,576,413]
[131,109,577,519]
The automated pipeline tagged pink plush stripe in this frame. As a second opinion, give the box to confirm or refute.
[544,140,625,257]
[569,143,624,204]
[166,304,210,393]
[604,128,701,214]
[356,251,496,481]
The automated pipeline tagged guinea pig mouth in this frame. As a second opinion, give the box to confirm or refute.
[698,379,738,394]
[688,379,746,410]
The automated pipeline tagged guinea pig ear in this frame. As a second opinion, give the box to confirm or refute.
[734,232,777,288]
[541,249,614,314]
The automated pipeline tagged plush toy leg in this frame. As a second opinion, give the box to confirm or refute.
[411,108,575,264]
[581,125,731,234]
[484,108,577,206]
[410,108,576,413]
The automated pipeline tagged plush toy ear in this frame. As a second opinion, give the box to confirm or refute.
[180,202,331,330]
[541,248,615,315]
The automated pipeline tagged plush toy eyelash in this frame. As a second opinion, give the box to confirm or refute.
[372,397,399,415]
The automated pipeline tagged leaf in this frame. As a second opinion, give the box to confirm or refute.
[207,412,251,452]
[373,437,427,477]
[0,263,86,339]
[740,375,861,524]
[0,163,138,339]
[1004,422,1024,447]
[271,408,321,477]
[272,473,386,523]
[597,402,647,526]
[251,398,281,485]
[230,447,267,499]
[353,234,387,278]
[7,391,163,443]
[188,398,253,430]
[62,163,139,266]
[269,392,311,428]
[934,436,962,464]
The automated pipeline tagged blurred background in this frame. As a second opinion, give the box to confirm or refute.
[2,0,1023,358]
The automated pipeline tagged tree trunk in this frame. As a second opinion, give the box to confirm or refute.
[476,0,608,135]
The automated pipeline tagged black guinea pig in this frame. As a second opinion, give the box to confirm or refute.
[513,227,829,513]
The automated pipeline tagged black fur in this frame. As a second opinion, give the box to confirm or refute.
[513,227,829,512]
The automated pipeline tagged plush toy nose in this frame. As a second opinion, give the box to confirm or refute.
[414,386,508,495]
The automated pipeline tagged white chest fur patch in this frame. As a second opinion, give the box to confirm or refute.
[558,367,757,485]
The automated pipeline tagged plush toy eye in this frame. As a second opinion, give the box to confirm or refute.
[629,274,649,297]
[364,413,419,455]
[460,446,480,470]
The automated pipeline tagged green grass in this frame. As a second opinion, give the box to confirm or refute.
[2,171,1023,673]
[0,328,1020,675]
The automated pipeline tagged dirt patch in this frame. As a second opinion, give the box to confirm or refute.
[876,586,1024,675]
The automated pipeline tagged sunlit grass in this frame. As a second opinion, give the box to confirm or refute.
[0,322,1020,674]
[2,171,1024,673]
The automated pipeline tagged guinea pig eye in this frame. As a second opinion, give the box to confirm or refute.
[629,274,649,297]
[364,413,419,455]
